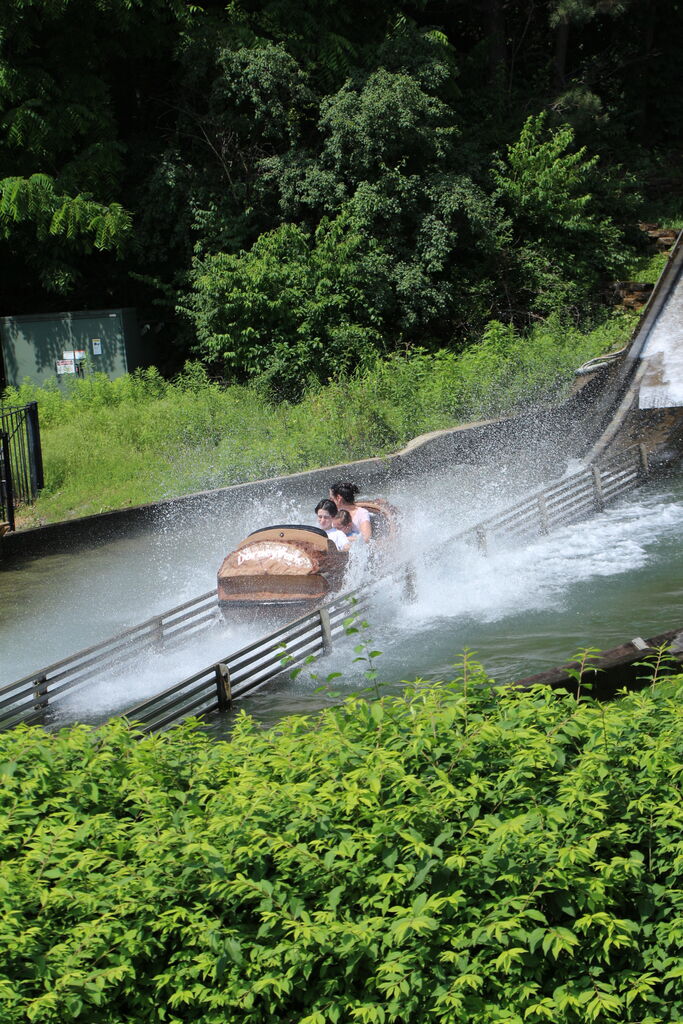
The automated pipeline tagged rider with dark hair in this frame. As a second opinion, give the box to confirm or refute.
[314,499,349,551]
[334,508,360,542]
[328,481,372,542]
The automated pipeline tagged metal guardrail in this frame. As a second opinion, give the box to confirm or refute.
[452,444,650,555]
[0,590,219,730]
[124,589,370,732]
[0,445,650,732]
[0,588,369,733]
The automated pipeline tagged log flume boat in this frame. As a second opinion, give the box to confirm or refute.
[217,499,398,614]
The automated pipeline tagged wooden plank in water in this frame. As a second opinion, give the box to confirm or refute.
[513,627,683,696]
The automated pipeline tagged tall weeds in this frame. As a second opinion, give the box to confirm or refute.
[3,311,634,523]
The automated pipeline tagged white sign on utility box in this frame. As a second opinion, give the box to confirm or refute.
[56,359,76,374]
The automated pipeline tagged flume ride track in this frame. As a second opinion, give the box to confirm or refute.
[587,228,683,463]
[0,445,651,733]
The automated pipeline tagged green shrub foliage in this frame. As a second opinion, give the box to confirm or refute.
[181,103,627,394]
[179,216,388,397]
[2,672,683,1022]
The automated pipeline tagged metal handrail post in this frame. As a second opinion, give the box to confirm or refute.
[215,663,232,711]
[319,608,333,654]
[26,401,44,493]
[638,443,650,479]
[33,675,48,710]
[1,431,15,532]
[591,465,605,512]
[153,615,165,650]
[537,493,549,535]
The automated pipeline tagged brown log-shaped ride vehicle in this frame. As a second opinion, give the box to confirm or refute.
[217,499,397,610]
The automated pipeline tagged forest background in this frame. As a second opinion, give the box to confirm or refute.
[2,0,683,519]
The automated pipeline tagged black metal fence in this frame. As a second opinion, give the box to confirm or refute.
[0,401,44,532]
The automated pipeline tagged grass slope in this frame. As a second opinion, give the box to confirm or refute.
[4,312,634,524]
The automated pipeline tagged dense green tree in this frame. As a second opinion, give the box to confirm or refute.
[0,0,189,305]
[183,92,626,378]
[490,113,628,317]
[254,55,501,342]
[2,0,682,385]
[181,213,390,396]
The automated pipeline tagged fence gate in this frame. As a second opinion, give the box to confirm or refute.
[0,401,44,533]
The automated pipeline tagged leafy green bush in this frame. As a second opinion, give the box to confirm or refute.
[2,669,683,1023]
[490,114,630,317]
[181,81,635,396]
[180,216,388,399]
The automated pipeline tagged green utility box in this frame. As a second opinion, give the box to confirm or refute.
[0,308,146,388]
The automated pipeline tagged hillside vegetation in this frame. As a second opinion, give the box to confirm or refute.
[5,311,633,522]
[2,0,682,396]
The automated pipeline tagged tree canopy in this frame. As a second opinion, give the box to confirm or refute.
[1,0,680,391]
